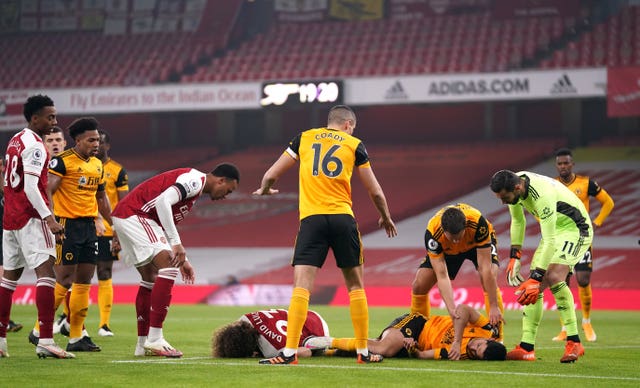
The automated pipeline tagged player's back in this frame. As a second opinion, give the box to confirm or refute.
[112,167,201,223]
[240,309,329,357]
[518,171,591,233]
[293,127,368,219]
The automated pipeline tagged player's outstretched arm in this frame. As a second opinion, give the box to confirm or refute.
[448,305,475,360]
[477,247,502,326]
[432,259,459,320]
[253,153,296,196]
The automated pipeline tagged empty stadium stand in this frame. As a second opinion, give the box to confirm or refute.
[0,0,243,89]
[539,5,640,68]
[4,2,635,88]
[196,12,584,81]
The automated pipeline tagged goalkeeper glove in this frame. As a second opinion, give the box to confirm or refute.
[515,268,545,305]
[506,247,524,287]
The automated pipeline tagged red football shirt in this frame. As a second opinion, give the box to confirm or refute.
[239,309,330,357]
[3,128,50,230]
[112,168,205,225]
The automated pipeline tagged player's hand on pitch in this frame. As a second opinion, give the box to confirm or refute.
[252,187,279,195]
[180,261,195,284]
[378,217,397,238]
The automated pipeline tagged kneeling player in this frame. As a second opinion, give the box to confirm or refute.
[212,309,329,359]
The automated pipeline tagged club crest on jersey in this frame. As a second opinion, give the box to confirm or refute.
[539,206,553,219]
[477,225,488,240]
[187,179,199,193]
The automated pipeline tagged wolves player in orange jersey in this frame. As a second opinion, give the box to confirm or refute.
[411,204,503,340]
[254,105,397,365]
[304,304,506,361]
[212,309,330,358]
[553,148,614,342]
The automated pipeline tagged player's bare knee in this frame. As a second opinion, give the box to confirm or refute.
[56,268,74,287]
[576,272,590,287]
[412,269,436,293]
[97,268,112,280]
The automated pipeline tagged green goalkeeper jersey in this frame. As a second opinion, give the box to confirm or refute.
[509,171,592,270]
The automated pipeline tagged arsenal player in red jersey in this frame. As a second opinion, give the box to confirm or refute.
[212,309,330,358]
[111,163,239,358]
[0,95,72,359]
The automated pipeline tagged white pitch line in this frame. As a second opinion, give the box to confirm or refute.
[111,359,640,381]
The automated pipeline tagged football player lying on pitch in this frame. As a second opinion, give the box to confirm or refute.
[212,308,329,358]
[305,304,506,361]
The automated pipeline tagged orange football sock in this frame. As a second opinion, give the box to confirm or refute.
[349,289,369,352]
[69,283,91,339]
[579,285,592,320]
[284,287,310,351]
[411,293,430,317]
[98,279,113,327]
[331,338,357,351]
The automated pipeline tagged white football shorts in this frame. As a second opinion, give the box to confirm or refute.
[112,215,171,267]
[3,218,56,271]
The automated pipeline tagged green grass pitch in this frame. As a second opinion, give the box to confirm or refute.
[2,304,640,387]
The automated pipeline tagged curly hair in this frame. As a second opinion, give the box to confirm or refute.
[67,117,99,141]
[211,321,259,358]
